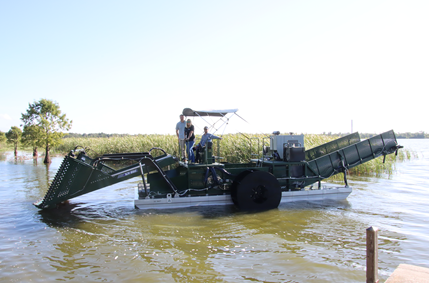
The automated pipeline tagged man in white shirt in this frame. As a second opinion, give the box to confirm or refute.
[176,114,186,161]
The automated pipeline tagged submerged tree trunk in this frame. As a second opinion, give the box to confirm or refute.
[44,144,51,164]
[33,147,38,158]
[14,144,18,156]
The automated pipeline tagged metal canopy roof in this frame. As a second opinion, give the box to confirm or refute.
[182,108,238,117]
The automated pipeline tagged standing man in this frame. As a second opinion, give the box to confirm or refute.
[176,114,186,161]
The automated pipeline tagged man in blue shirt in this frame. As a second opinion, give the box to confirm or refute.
[199,126,222,146]
[195,126,222,163]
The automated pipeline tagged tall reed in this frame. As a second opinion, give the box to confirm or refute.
[53,133,413,177]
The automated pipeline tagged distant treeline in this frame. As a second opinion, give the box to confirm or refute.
[64,132,428,139]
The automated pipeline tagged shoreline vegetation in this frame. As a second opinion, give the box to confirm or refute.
[1,132,416,179]
[56,133,415,178]
[63,131,429,139]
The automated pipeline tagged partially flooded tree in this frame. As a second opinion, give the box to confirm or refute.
[22,124,43,158]
[21,99,72,163]
[6,126,22,156]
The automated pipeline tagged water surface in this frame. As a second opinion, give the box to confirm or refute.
[0,139,427,282]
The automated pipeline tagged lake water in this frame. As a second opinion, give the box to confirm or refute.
[0,139,427,282]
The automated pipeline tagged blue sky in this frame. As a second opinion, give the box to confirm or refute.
[1,1,428,136]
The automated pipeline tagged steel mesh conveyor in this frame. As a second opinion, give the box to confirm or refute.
[34,152,177,209]
[305,130,401,182]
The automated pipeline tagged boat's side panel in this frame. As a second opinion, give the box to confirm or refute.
[279,187,352,203]
[134,194,233,209]
[134,187,352,209]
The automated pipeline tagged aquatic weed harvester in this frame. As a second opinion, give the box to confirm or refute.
[35,108,402,211]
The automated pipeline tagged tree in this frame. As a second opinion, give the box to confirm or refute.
[22,124,43,157]
[0,131,6,145]
[21,99,72,163]
[6,126,22,156]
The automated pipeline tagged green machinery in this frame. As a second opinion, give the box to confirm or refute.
[35,109,402,211]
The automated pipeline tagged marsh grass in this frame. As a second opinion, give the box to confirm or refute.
[54,133,414,177]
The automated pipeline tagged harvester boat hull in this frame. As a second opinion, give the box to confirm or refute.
[134,184,352,209]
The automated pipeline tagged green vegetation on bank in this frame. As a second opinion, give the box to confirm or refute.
[0,126,416,178]
[63,131,429,139]
[53,133,414,177]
